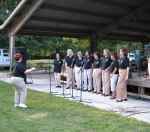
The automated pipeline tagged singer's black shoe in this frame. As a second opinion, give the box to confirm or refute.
[123,98,128,101]
[88,90,92,92]
[116,99,123,102]
[82,89,87,91]
[65,86,70,89]
[56,85,61,88]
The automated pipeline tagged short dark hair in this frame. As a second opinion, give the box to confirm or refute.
[15,50,23,55]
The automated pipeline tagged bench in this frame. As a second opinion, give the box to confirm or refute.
[127,78,150,99]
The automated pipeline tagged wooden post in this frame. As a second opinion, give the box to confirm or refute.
[9,33,15,73]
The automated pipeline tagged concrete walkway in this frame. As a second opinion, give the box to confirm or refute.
[1,73,150,124]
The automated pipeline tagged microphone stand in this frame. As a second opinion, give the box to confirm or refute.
[63,57,74,98]
[80,66,84,102]
[62,60,65,97]
[49,60,52,94]
[71,66,74,98]
[70,56,76,98]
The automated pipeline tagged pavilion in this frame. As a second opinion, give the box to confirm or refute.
[0,0,150,69]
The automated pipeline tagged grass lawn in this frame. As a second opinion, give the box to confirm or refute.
[0,82,150,132]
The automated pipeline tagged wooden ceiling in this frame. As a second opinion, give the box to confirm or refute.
[2,0,150,41]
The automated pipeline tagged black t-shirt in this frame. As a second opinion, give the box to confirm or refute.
[75,57,84,67]
[13,62,26,79]
[119,56,129,69]
[65,56,74,68]
[83,57,93,69]
[101,57,112,70]
[54,59,63,73]
[109,60,119,74]
[93,59,101,69]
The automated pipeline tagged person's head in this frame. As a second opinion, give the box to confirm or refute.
[120,48,127,58]
[77,51,82,58]
[103,49,110,57]
[67,49,73,57]
[14,52,23,62]
[93,52,99,60]
[56,53,60,60]
[111,52,118,61]
[85,51,89,57]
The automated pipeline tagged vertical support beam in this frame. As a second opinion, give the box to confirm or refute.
[9,33,15,73]
[90,32,97,53]
[10,0,44,35]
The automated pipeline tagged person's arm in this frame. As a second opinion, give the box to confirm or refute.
[64,57,68,67]
[105,58,112,72]
[125,67,129,80]
[60,60,63,73]
[25,67,36,74]
[106,62,112,72]
[125,58,130,80]
[112,67,117,74]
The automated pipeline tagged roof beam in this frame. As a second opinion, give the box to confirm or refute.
[23,26,92,33]
[0,0,27,30]
[97,0,150,38]
[44,0,132,16]
[103,34,149,42]
[90,0,139,8]
[24,20,98,31]
[119,26,150,33]
[9,0,44,35]
[41,3,118,19]
[19,28,90,38]
[118,21,150,33]
[111,29,150,37]
[31,16,107,27]
[33,8,113,25]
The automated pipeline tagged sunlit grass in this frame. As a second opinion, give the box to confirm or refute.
[0,81,150,132]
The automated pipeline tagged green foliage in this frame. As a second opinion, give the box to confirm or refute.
[97,40,143,53]
[0,0,19,24]
[0,34,9,48]
[27,59,53,70]
[15,36,90,59]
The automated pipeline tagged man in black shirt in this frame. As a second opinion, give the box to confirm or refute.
[13,59,26,80]
[54,53,63,87]
[11,51,35,108]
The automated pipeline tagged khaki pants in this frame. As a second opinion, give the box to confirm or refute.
[54,73,61,86]
[66,66,74,88]
[116,69,127,100]
[93,69,102,93]
[11,77,27,105]
[102,70,110,95]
